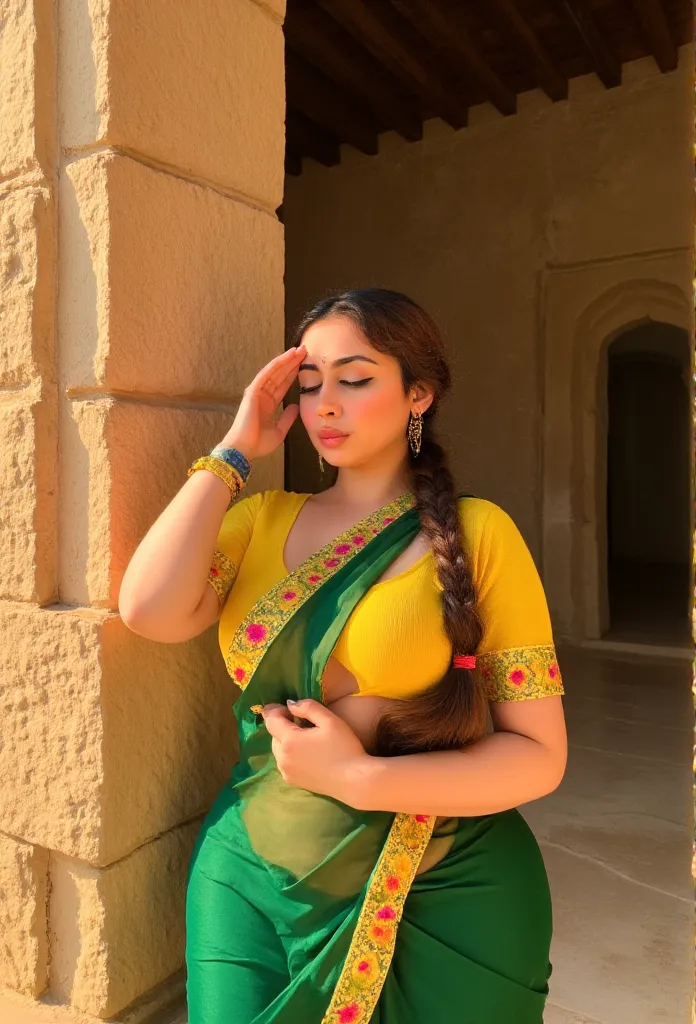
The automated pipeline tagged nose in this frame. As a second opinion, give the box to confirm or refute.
[315,384,342,418]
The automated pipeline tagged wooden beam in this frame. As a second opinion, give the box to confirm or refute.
[317,0,468,130]
[286,108,341,167]
[553,0,622,88]
[630,0,678,71]
[285,49,380,155]
[390,0,517,115]
[487,0,568,102]
[285,4,423,142]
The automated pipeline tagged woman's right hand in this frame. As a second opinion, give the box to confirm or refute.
[218,343,307,461]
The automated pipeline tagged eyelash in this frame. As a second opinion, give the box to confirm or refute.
[298,377,373,395]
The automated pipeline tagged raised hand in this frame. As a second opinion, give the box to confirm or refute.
[219,343,307,461]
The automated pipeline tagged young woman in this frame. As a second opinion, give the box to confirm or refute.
[119,288,567,1024]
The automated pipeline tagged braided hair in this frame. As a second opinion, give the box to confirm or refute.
[291,288,488,756]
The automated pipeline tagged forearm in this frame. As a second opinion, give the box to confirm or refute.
[347,731,567,817]
[118,468,233,628]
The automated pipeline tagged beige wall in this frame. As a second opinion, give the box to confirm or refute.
[283,48,694,640]
[1,0,286,1018]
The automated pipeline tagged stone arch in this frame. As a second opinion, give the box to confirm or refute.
[570,279,691,639]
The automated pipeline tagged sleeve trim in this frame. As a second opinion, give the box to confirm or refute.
[478,644,564,702]
[206,549,238,607]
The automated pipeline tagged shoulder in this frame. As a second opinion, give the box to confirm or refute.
[455,496,531,578]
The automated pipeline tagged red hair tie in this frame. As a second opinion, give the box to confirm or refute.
[453,655,476,670]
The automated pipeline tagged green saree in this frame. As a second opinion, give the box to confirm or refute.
[185,492,554,1023]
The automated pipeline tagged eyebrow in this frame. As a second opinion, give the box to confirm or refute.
[298,355,379,371]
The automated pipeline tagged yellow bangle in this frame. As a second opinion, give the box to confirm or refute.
[187,456,245,507]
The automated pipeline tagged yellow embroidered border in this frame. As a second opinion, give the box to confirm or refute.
[478,644,564,702]
[224,493,417,690]
[206,550,238,606]
[321,812,436,1024]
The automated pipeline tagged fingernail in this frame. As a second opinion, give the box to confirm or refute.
[286,699,297,706]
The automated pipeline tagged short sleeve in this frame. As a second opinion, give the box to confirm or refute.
[474,504,564,702]
[206,490,265,608]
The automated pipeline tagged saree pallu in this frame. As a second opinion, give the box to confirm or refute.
[185,492,554,1024]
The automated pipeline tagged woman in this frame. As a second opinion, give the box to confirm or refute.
[119,288,567,1024]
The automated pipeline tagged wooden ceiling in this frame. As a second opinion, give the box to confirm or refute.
[283,0,692,174]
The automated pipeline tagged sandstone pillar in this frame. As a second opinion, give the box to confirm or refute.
[0,0,286,1016]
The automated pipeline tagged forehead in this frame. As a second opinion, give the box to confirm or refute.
[301,315,377,356]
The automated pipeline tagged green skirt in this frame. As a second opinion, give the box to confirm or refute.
[185,779,553,1024]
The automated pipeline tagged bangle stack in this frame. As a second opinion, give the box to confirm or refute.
[187,446,251,508]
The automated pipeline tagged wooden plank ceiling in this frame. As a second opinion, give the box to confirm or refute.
[284,0,692,174]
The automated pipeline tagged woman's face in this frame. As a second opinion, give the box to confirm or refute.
[297,315,432,468]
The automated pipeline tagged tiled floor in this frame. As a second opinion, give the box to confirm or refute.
[522,645,694,1024]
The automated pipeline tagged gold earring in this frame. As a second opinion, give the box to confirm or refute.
[318,452,325,475]
[408,410,423,456]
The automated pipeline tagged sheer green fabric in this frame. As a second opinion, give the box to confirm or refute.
[185,493,554,1023]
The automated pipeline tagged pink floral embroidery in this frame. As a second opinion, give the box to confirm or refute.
[357,961,370,974]
[308,574,323,584]
[324,558,340,567]
[414,814,429,822]
[352,535,365,546]
[210,567,219,576]
[376,905,396,921]
[335,544,352,555]
[477,646,564,702]
[382,517,394,525]
[385,875,400,891]
[246,623,267,644]
[233,668,246,682]
[371,528,379,534]
[282,591,297,601]
[338,1005,360,1023]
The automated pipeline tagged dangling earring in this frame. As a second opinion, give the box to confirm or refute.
[408,409,423,456]
[318,452,325,475]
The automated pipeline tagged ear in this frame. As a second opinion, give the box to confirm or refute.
[411,383,435,417]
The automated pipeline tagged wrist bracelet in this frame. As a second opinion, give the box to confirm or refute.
[208,445,251,483]
[187,456,246,508]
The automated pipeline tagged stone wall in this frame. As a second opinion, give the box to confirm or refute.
[0,0,286,1016]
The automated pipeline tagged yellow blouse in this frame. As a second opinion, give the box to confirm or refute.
[206,489,564,703]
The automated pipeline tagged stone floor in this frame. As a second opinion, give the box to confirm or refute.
[0,646,692,1024]
[523,644,694,1024]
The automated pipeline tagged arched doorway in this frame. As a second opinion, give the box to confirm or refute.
[604,322,691,644]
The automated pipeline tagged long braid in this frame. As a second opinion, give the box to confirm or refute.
[373,426,488,756]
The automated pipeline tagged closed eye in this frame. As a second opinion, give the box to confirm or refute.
[298,377,373,394]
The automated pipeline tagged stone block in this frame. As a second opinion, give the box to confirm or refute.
[0,187,55,388]
[0,0,55,182]
[0,538,272,863]
[0,833,49,995]
[0,398,58,604]
[59,395,283,607]
[59,153,285,399]
[59,0,285,205]
[49,820,200,1018]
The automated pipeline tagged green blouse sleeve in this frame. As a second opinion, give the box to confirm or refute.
[474,504,564,703]
[206,489,265,609]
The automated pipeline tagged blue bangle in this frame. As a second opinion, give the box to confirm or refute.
[208,446,251,483]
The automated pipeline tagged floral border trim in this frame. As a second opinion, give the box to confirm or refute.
[478,644,564,702]
[224,493,417,690]
[206,550,238,606]
[321,812,436,1024]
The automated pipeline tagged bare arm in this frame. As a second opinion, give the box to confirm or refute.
[118,344,307,644]
[118,465,237,643]
[345,695,567,816]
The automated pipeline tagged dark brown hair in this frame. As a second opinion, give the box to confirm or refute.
[291,288,489,756]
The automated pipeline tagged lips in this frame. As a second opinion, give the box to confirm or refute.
[318,430,348,439]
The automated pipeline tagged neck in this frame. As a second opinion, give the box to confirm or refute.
[325,442,413,508]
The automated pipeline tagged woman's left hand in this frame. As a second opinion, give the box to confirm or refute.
[261,699,370,804]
